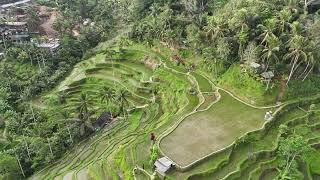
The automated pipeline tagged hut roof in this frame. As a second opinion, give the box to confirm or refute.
[154,157,173,175]
[261,71,274,79]
[1,0,31,9]
[3,22,27,26]
[250,62,261,69]
[93,112,112,129]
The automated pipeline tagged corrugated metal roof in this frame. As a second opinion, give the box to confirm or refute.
[4,22,27,26]
[261,71,274,79]
[154,157,173,174]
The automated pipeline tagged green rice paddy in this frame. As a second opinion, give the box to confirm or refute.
[30,43,320,180]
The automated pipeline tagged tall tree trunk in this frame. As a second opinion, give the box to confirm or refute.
[16,153,26,178]
[47,138,54,156]
[298,62,309,78]
[304,0,308,13]
[23,135,31,160]
[286,57,299,85]
[302,65,314,81]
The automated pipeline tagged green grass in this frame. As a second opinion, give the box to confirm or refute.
[219,65,279,105]
[191,72,213,92]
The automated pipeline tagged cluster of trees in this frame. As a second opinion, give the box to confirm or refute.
[2,0,320,178]
[131,0,320,85]
[0,0,132,177]
[0,34,95,178]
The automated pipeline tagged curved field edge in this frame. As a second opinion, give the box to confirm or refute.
[29,42,320,180]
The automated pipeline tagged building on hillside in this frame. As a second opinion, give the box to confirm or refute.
[8,33,29,42]
[154,156,174,178]
[34,38,60,54]
[0,0,32,10]
[261,71,274,90]
[261,71,274,80]
[0,21,29,43]
[1,21,28,30]
[93,112,112,131]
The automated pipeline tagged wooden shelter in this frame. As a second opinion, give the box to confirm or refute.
[93,112,112,130]
[154,156,174,178]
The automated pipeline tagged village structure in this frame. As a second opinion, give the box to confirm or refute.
[154,156,174,178]
[0,0,60,55]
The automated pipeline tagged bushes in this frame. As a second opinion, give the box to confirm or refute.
[284,75,320,100]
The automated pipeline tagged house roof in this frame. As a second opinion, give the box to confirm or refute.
[36,42,60,49]
[4,22,27,26]
[1,0,31,9]
[250,62,261,68]
[93,112,112,129]
[154,157,173,174]
[261,71,274,79]
[9,34,29,40]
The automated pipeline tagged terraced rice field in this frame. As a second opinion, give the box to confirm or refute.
[31,43,320,180]
[160,91,268,167]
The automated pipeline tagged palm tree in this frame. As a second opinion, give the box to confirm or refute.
[302,52,315,81]
[76,93,91,119]
[261,35,280,65]
[204,16,226,42]
[116,89,130,119]
[77,110,94,136]
[75,93,94,134]
[299,41,317,81]
[284,35,308,85]
[277,9,292,33]
[258,18,278,45]
[290,21,303,36]
[60,111,73,144]
[238,28,249,61]
[99,86,116,104]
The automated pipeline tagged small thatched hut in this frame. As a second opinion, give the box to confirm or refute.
[93,112,112,130]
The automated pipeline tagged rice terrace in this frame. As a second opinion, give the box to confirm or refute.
[2,0,320,180]
[27,41,320,180]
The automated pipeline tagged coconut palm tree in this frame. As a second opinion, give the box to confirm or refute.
[75,93,94,134]
[277,8,292,33]
[299,41,318,81]
[59,111,74,144]
[261,35,280,65]
[76,93,91,119]
[284,35,308,85]
[77,110,94,136]
[99,86,116,104]
[238,28,249,61]
[258,18,278,45]
[116,89,130,119]
[204,16,226,42]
